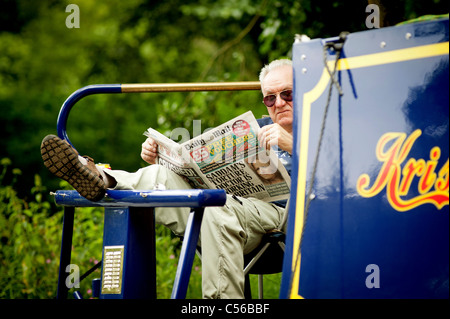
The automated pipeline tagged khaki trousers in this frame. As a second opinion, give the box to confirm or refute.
[105,165,285,299]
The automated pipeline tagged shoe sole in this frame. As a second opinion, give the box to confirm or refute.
[41,135,106,201]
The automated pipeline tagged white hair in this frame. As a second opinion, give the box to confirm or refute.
[259,59,293,83]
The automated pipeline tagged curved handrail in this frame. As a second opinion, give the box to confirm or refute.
[56,82,261,148]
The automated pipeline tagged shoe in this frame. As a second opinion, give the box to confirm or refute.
[40,135,106,201]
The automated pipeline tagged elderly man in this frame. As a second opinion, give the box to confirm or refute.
[41,59,294,298]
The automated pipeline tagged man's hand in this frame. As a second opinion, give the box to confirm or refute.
[141,137,158,165]
[258,123,293,154]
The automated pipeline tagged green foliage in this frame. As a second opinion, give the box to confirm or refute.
[0,158,102,298]
[154,225,203,299]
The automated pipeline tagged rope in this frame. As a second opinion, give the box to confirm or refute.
[287,32,348,298]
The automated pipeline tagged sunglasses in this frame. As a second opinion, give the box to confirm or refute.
[262,90,293,107]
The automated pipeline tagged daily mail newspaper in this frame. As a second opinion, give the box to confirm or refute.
[144,111,291,202]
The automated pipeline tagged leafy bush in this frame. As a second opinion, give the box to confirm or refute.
[1,158,61,298]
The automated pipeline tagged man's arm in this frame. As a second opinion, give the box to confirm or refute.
[258,123,293,154]
[141,137,158,164]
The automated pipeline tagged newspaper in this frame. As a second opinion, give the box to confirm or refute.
[144,111,291,202]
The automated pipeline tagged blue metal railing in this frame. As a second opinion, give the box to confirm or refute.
[54,189,226,208]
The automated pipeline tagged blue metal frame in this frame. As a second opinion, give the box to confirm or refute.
[53,83,232,299]
[54,189,226,208]
[171,208,204,299]
[56,190,226,299]
[100,206,156,299]
[49,77,268,299]
[56,207,75,299]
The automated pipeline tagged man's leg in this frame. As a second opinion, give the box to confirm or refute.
[200,196,284,299]
[107,166,285,298]
[105,165,194,236]
[108,166,286,299]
